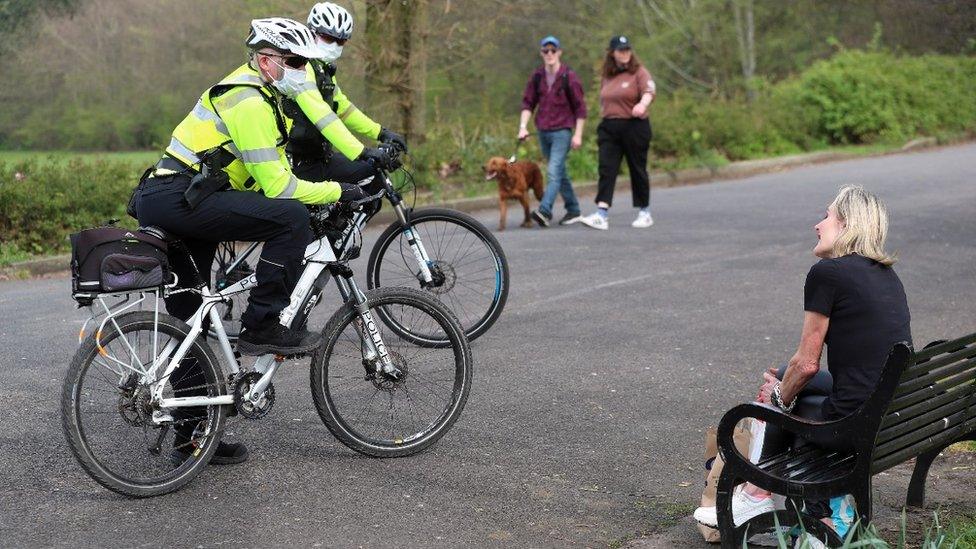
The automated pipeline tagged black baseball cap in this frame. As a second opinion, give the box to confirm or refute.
[609,35,632,50]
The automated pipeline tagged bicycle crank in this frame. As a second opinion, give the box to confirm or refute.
[233,372,275,419]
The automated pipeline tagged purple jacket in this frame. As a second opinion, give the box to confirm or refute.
[521,64,587,131]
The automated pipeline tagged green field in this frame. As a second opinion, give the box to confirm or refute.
[0,150,159,165]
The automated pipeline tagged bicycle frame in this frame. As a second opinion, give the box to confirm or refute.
[101,225,402,418]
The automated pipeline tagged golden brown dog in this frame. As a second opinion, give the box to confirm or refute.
[483,157,544,230]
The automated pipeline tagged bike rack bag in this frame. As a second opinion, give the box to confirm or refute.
[70,226,170,298]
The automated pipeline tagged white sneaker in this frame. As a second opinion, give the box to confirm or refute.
[632,211,654,228]
[693,491,775,527]
[794,533,828,549]
[579,212,608,230]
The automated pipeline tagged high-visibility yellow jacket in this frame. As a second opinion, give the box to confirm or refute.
[164,63,340,205]
[288,60,381,161]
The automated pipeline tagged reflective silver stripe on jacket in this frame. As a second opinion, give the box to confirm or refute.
[191,101,229,135]
[339,105,360,121]
[214,87,264,111]
[274,175,299,199]
[240,147,280,164]
[314,112,339,131]
[167,137,200,164]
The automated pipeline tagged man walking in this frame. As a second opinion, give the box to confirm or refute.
[518,35,587,227]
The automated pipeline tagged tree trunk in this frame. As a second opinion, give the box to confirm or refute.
[363,0,427,144]
[732,0,756,101]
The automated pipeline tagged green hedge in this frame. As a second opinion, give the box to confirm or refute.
[0,158,140,263]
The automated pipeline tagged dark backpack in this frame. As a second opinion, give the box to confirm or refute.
[70,226,170,300]
[532,67,581,115]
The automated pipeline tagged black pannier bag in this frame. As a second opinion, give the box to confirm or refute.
[70,227,170,296]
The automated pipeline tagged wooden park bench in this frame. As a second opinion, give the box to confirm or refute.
[714,332,976,548]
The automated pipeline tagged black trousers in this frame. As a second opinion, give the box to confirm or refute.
[759,365,837,519]
[135,174,312,330]
[595,118,652,208]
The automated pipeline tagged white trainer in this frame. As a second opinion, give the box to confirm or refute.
[693,491,775,527]
[794,533,828,549]
[579,212,609,230]
[632,211,654,228]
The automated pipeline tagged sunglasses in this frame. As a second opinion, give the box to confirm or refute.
[540,47,558,54]
[264,52,308,69]
[318,33,348,46]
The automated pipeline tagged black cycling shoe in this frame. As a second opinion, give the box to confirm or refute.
[237,323,323,357]
[171,441,249,466]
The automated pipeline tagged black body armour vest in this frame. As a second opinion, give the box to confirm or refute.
[283,62,339,163]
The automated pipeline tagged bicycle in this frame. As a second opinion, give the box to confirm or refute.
[212,148,509,345]
[62,196,474,498]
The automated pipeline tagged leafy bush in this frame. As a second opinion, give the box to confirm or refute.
[0,158,141,262]
[789,50,976,144]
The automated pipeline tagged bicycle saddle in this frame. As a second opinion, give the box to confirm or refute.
[139,225,178,243]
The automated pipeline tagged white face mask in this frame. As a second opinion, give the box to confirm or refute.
[269,59,307,97]
[316,37,344,63]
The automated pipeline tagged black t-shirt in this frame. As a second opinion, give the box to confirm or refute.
[803,254,912,419]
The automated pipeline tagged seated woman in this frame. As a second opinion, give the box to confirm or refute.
[693,185,912,538]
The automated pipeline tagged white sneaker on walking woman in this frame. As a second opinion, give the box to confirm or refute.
[579,212,609,230]
[632,210,654,228]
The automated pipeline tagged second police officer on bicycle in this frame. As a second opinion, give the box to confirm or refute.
[285,2,408,200]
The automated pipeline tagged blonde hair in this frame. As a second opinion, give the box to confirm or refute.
[830,185,896,266]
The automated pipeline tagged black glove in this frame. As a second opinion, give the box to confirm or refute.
[358,146,392,169]
[338,182,367,202]
[378,127,408,153]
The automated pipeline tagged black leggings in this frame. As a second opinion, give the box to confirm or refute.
[759,365,836,519]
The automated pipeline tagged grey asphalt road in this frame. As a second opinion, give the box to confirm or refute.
[1,144,974,548]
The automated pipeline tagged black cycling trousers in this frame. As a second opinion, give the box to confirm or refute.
[758,365,836,519]
[595,118,652,208]
[135,174,312,330]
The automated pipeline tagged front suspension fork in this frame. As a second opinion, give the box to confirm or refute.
[331,265,401,379]
[393,202,435,285]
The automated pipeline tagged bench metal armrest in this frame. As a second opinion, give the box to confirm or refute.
[716,402,860,488]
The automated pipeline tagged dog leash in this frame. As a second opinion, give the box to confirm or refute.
[508,135,533,164]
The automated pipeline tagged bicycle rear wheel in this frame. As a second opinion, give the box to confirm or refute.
[309,287,473,457]
[62,311,227,497]
[366,208,508,344]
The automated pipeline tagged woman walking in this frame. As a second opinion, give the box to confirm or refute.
[580,35,656,230]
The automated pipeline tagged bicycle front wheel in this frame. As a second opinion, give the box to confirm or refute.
[366,208,509,344]
[62,311,227,497]
[309,287,473,458]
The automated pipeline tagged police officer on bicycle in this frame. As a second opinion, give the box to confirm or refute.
[283,2,408,193]
[135,18,392,358]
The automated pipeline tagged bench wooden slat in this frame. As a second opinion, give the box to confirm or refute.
[878,395,974,445]
[872,415,976,473]
[769,447,832,476]
[895,355,976,396]
[758,445,820,471]
[781,450,847,480]
[800,454,857,483]
[912,333,976,363]
[887,368,976,413]
[874,408,971,463]
[883,386,974,429]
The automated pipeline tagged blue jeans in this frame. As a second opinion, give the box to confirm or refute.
[537,129,580,218]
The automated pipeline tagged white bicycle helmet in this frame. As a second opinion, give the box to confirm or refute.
[307,2,354,40]
[246,17,321,59]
